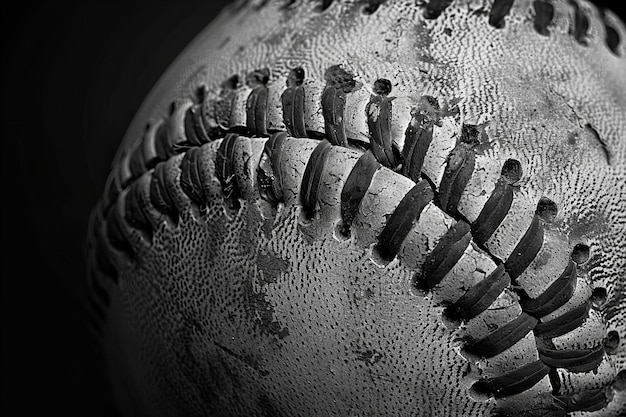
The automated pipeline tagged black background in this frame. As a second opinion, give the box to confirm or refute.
[2,1,624,416]
[2,1,229,415]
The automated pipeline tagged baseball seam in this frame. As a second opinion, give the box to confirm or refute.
[86,0,625,415]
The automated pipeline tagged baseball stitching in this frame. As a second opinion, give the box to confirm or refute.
[86,0,626,416]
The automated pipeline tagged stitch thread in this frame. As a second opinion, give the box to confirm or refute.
[90,44,620,410]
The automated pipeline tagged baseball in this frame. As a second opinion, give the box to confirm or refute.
[86,1,626,415]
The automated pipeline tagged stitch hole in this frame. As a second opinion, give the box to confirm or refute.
[315,0,333,12]
[409,280,429,298]
[488,0,514,29]
[536,197,557,222]
[614,370,626,391]
[287,66,305,86]
[501,159,523,183]
[441,309,462,330]
[370,244,393,267]
[411,270,432,292]
[373,78,392,96]
[460,124,483,145]
[591,287,608,309]
[194,85,207,101]
[423,0,454,20]
[605,23,621,56]
[223,74,240,90]
[361,0,386,14]
[533,0,554,36]
[325,65,357,93]
[571,243,590,264]
[298,207,315,225]
[361,5,378,14]
[468,381,493,402]
[224,200,241,217]
[333,220,351,241]
[605,331,620,355]
[246,67,270,86]
[570,3,590,46]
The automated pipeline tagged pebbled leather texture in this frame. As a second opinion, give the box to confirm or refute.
[86,1,626,416]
